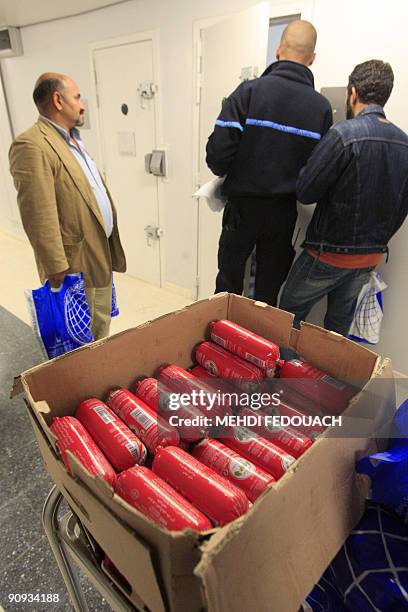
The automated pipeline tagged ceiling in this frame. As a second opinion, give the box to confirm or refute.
[0,0,131,28]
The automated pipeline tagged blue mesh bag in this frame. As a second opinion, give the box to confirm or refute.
[305,502,408,611]
[26,273,94,359]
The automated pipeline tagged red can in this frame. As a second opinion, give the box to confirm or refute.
[190,365,216,380]
[278,359,357,415]
[152,446,249,526]
[190,365,237,411]
[106,388,180,454]
[210,320,280,377]
[76,399,147,471]
[50,416,117,487]
[223,427,295,479]
[192,438,275,502]
[237,407,312,459]
[158,364,229,420]
[265,398,326,438]
[134,377,169,412]
[136,375,209,442]
[195,341,264,390]
[115,466,212,532]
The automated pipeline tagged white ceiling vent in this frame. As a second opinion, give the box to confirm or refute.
[0,27,23,57]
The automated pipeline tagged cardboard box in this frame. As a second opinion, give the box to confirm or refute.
[13,294,396,611]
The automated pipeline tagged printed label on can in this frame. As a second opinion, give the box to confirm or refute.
[228,457,255,480]
[130,407,154,431]
[281,454,295,471]
[94,405,115,424]
[233,426,258,443]
[321,375,346,390]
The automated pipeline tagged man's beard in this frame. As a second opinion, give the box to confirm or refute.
[346,96,353,120]
[76,114,85,127]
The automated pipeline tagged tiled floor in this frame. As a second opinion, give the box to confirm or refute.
[0,229,192,611]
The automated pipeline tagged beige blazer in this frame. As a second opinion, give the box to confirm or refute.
[9,117,126,287]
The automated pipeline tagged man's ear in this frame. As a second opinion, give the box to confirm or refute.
[275,46,281,61]
[350,86,358,105]
[52,90,63,111]
[308,51,316,66]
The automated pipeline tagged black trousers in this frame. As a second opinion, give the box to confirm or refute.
[215,196,297,306]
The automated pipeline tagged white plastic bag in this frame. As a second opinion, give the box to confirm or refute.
[348,271,387,344]
[193,177,226,212]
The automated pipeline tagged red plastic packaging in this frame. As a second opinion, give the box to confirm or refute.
[266,398,327,438]
[134,377,169,412]
[223,427,296,479]
[115,466,212,532]
[210,320,280,377]
[106,388,180,454]
[136,375,209,442]
[192,438,275,502]
[159,363,229,420]
[195,341,264,389]
[152,446,249,526]
[76,399,147,471]
[237,407,313,459]
[189,365,237,410]
[278,359,357,415]
[50,416,117,487]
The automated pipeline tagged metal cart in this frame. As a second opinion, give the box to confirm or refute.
[42,486,143,612]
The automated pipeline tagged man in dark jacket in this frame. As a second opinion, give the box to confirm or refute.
[279,59,408,336]
[206,20,332,305]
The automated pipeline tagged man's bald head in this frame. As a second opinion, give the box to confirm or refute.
[33,72,71,113]
[277,20,317,66]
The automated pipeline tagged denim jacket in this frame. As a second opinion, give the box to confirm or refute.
[298,104,408,254]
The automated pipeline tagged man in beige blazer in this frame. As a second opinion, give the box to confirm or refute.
[9,72,126,340]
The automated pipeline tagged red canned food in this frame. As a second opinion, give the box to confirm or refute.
[159,363,229,420]
[237,407,313,459]
[152,446,249,526]
[265,398,327,438]
[210,320,280,377]
[50,416,117,487]
[136,375,209,442]
[115,466,212,532]
[190,365,237,411]
[190,365,216,379]
[278,359,357,415]
[223,427,295,480]
[195,341,264,390]
[106,388,180,454]
[134,377,169,412]
[192,438,275,502]
[76,399,147,471]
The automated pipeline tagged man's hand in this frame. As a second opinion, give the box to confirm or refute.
[48,269,69,288]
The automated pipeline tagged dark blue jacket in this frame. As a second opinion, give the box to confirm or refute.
[206,60,333,198]
[299,105,408,255]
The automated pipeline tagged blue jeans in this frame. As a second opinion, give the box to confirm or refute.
[279,250,374,337]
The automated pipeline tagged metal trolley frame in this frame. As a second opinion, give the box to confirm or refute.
[42,485,142,612]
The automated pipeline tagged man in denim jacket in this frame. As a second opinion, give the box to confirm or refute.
[279,60,408,336]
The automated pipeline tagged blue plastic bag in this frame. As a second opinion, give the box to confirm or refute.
[26,273,119,359]
[305,502,408,611]
[356,399,408,523]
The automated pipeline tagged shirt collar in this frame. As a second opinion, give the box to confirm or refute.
[41,116,81,143]
[357,104,386,118]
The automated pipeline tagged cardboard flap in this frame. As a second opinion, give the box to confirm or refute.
[295,322,379,381]
[227,295,294,348]
[10,375,23,399]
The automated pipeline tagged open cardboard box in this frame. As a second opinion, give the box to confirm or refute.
[12,294,396,611]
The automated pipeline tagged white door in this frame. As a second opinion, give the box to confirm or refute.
[196,4,269,300]
[93,40,162,285]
